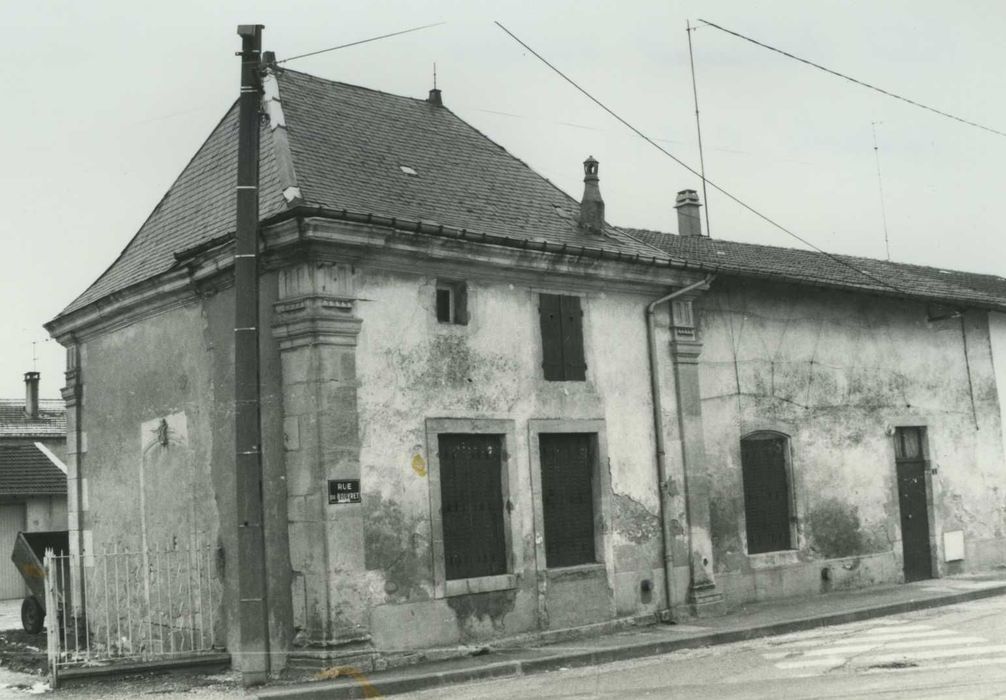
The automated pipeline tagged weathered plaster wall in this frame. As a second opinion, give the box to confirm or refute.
[75,276,291,666]
[698,279,1006,605]
[352,268,665,648]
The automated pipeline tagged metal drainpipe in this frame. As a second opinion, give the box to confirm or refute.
[646,274,714,621]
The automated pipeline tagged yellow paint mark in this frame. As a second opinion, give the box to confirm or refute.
[411,454,427,477]
[20,563,43,579]
[314,666,383,698]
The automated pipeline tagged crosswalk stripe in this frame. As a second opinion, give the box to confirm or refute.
[805,644,880,656]
[860,624,934,635]
[776,657,846,669]
[767,628,946,650]
[944,656,1006,669]
[827,630,964,644]
[881,636,986,650]
[872,643,1006,663]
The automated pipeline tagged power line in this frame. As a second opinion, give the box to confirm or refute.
[492,20,907,297]
[278,22,446,64]
[698,18,1006,139]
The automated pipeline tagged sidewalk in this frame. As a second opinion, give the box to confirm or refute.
[257,573,1006,700]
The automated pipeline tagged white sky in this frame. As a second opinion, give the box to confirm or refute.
[2,0,1003,399]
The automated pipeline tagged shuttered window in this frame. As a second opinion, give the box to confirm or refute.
[539,433,596,567]
[740,434,793,554]
[538,294,586,381]
[438,434,507,580]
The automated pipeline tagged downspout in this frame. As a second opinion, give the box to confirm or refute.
[646,274,714,621]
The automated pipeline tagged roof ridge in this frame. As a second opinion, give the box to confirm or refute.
[265,68,306,207]
[622,226,1006,281]
[278,67,435,106]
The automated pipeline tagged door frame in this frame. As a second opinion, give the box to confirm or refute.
[424,417,521,598]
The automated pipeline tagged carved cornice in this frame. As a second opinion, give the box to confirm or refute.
[272,294,362,351]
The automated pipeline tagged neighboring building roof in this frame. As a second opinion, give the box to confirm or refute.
[56,68,664,318]
[0,443,67,496]
[626,229,1006,311]
[0,399,66,439]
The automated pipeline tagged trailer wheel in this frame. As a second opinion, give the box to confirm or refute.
[21,596,44,634]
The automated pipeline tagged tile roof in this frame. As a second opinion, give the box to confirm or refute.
[626,229,1006,311]
[0,400,66,439]
[0,443,67,496]
[56,68,664,318]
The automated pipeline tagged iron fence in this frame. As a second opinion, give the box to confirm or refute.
[43,537,222,684]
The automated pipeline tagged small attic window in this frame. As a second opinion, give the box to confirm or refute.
[400,165,418,176]
[552,205,570,219]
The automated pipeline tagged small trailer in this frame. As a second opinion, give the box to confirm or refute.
[10,531,69,634]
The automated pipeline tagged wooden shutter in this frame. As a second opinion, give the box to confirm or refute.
[740,436,792,554]
[559,296,586,380]
[540,433,596,567]
[539,294,565,380]
[438,434,507,580]
[539,294,586,381]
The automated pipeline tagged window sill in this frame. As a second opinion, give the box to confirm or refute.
[748,550,800,569]
[545,562,606,581]
[444,573,517,597]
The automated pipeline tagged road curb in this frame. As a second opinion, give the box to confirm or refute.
[256,583,1006,700]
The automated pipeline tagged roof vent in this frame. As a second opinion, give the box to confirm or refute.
[675,189,703,237]
[428,88,443,107]
[400,165,418,176]
[578,156,605,234]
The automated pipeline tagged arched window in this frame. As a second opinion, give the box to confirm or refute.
[740,432,793,554]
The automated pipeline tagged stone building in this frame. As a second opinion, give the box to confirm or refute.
[44,63,1006,668]
[0,372,67,598]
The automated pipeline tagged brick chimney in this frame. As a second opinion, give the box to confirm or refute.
[579,156,605,234]
[24,371,39,418]
[675,189,703,237]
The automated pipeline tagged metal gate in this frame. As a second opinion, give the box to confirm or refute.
[43,536,222,685]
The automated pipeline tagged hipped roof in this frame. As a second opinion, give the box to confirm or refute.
[53,67,1006,321]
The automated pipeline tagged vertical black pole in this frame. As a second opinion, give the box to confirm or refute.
[234,23,269,686]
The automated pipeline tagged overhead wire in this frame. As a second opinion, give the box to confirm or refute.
[492,20,907,296]
[698,18,1006,139]
[278,21,446,64]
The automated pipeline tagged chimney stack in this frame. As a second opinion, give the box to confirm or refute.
[427,88,443,106]
[24,372,39,419]
[675,189,703,237]
[578,156,605,234]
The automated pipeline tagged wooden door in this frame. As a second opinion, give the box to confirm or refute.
[740,435,792,554]
[539,433,596,567]
[895,427,933,582]
[438,434,507,580]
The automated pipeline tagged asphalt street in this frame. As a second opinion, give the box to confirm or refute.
[400,595,1006,699]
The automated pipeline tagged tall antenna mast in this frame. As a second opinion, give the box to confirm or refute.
[871,121,891,260]
[433,62,437,89]
[32,341,37,371]
[686,20,711,237]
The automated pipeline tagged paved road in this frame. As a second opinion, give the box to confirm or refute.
[401,596,1006,699]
